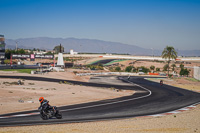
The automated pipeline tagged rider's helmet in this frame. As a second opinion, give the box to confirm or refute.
[39,97,44,103]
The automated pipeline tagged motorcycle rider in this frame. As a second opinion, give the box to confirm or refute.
[160,80,163,86]
[39,97,52,112]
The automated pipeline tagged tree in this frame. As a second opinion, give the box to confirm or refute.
[115,67,121,72]
[4,59,10,64]
[53,45,64,54]
[162,46,177,76]
[150,65,155,72]
[156,67,160,72]
[171,64,176,71]
[5,49,27,59]
[125,66,133,72]
[180,68,190,76]
[163,64,169,71]
[45,51,54,55]
[138,66,150,73]
[17,49,26,54]
[180,63,184,69]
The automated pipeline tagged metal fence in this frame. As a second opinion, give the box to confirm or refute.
[194,66,200,80]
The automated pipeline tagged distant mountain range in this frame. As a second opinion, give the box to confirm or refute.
[5,37,200,56]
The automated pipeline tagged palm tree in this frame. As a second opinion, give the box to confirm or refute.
[162,46,177,76]
[171,64,176,72]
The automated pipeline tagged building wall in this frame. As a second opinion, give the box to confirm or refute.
[194,66,200,80]
[0,35,5,60]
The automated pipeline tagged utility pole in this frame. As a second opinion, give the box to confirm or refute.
[15,41,18,51]
[151,48,154,60]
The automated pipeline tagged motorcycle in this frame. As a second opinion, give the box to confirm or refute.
[38,106,62,120]
[160,80,163,86]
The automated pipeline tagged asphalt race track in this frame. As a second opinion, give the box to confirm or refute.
[90,59,116,65]
[0,75,200,127]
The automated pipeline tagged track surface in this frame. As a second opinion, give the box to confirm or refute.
[0,75,200,127]
[90,59,115,65]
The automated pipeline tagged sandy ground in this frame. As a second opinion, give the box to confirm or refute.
[0,70,133,115]
[0,105,199,133]
[0,70,200,133]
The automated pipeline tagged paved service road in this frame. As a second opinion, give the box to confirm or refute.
[0,75,200,127]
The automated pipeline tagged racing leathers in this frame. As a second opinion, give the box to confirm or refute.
[39,99,52,112]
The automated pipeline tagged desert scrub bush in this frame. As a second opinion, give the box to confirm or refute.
[73,71,78,74]
[3,81,24,85]
[8,91,13,93]
[64,81,74,85]
[64,81,68,84]
[109,87,116,90]
[28,83,35,85]
[3,82,9,84]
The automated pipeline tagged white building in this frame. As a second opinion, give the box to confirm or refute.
[70,49,78,55]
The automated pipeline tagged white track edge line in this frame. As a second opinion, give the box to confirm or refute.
[60,78,152,112]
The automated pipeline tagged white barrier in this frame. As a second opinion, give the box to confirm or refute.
[76,72,139,76]
[194,66,200,80]
[52,67,65,72]
[55,54,200,61]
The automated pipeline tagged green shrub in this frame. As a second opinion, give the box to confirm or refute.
[180,63,184,69]
[138,66,150,73]
[86,64,103,70]
[180,68,190,76]
[109,67,114,72]
[4,59,10,64]
[150,65,155,71]
[115,67,121,72]
[156,68,160,72]
[171,64,176,71]
[168,74,173,78]
[125,66,133,72]
[163,64,169,71]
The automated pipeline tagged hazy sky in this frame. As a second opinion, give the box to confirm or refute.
[0,0,200,50]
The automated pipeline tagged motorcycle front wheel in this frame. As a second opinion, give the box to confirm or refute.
[40,112,49,120]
